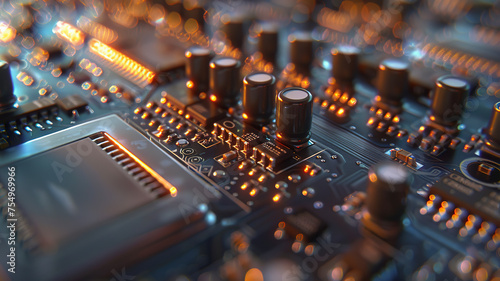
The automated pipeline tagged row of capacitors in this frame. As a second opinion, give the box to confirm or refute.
[215,15,493,146]
[329,44,472,129]
[217,17,479,142]
[328,45,500,159]
[185,46,314,147]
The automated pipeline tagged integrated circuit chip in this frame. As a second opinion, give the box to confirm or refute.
[284,210,326,243]
[430,172,499,225]
[56,95,88,113]
[13,137,154,249]
[253,140,293,170]
[186,103,225,128]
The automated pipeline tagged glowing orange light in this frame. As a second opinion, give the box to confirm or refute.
[148,121,156,127]
[242,113,248,119]
[241,183,248,190]
[185,51,192,58]
[154,107,162,114]
[272,194,281,202]
[332,89,341,101]
[393,116,400,123]
[296,234,304,241]
[249,188,258,197]
[347,98,357,107]
[340,93,349,103]
[244,268,264,281]
[304,165,310,173]
[0,22,16,43]
[146,102,154,108]
[104,133,177,197]
[141,113,149,119]
[336,108,346,117]
[258,175,266,182]
[186,80,194,89]
[210,95,217,102]
[53,21,85,46]
[367,117,375,126]
[134,108,141,114]
[89,39,155,87]
[160,97,167,104]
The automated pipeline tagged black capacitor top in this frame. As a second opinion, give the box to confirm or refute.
[256,22,278,62]
[0,61,16,109]
[242,72,276,126]
[185,46,211,96]
[485,101,500,150]
[289,31,313,71]
[366,162,410,223]
[430,75,469,127]
[331,45,360,81]
[376,59,409,106]
[276,87,313,146]
[209,56,241,108]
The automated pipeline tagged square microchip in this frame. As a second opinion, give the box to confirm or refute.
[14,137,154,249]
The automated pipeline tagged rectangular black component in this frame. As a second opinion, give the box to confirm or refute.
[56,95,88,113]
[163,79,198,111]
[12,137,154,249]
[0,97,58,123]
[284,211,326,243]
[213,118,266,154]
[186,102,225,128]
[430,172,500,225]
[253,140,293,169]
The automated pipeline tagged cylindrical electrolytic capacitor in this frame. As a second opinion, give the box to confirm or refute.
[276,87,313,146]
[185,46,211,96]
[257,23,278,62]
[209,56,241,108]
[376,59,409,106]
[289,31,313,71]
[220,15,244,49]
[484,101,500,151]
[429,75,469,127]
[331,45,360,82]
[365,162,411,223]
[0,61,16,109]
[242,72,276,126]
